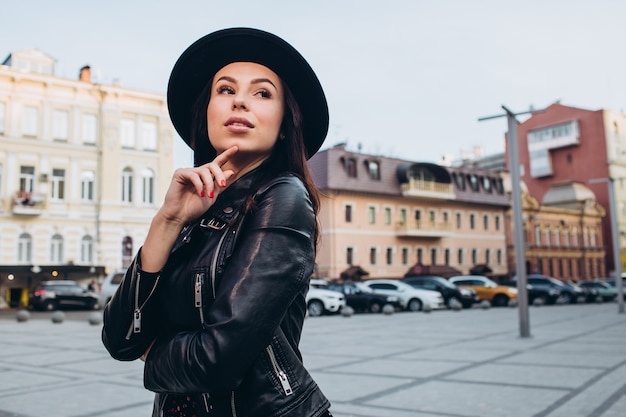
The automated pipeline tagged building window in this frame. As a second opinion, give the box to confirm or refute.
[366,160,380,180]
[457,248,463,265]
[399,208,407,225]
[141,121,158,150]
[368,206,375,224]
[384,207,392,225]
[443,211,449,224]
[141,168,154,204]
[122,167,133,203]
[81,235,93,263]
[545,228,551,247]
[456,212,462,229]
[415,210,421,224]
[401,247,408,265]
[564,229,570,246]
[535,225,541,246]
[120,118,136,148]
[470,214,476,230]
[482,177,492,193]
[345,157,357,177]
[50,234,63,263]
[18,233,32,263]
[345,204,352,223]
[428,210,435,223]
[22,106,39,137]
[485,249,491,265]
[386,247,393,265]
[369,247,377,265]
[50,168,65,200]
[53,110,69,141]
[495,215,501,231]
[19,166,35,193]
[0,102,6,134]
[472,249,478,264]
[417,248,423,264]
[444,249,450,265]
[430,248,437,264]
[483,214,489,230]
[81,171,95,201]
[0,163,3,196]
[572,227,579,246]
[346,247,354,265]
[554,229,560,246]
[82,114,97,144]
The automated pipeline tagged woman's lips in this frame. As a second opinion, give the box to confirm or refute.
[225,117,254,133]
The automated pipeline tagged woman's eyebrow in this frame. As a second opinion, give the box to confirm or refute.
[216,75,277,89]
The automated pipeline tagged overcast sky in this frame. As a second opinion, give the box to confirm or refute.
[3,0,625,168]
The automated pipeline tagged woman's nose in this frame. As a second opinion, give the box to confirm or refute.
[232,95,247,110]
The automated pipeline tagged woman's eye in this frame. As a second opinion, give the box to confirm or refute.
[217,85,235,94]
[255,90,272,98]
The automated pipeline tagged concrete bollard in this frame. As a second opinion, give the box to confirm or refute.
[16,309,30,322]
[88,312,103,326]
[480,300,491,310]
[382,304,395,315]
[51,311,65,324]
[341,306,354,317]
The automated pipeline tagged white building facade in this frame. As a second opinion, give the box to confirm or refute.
[0,49,174,307]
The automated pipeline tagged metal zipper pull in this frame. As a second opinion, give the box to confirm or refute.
[194,274,202,307]
[277,370,293,395]
[133,308,142,333]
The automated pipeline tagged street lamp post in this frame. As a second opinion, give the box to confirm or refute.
[589,177,625,314]
[479,105,539,338]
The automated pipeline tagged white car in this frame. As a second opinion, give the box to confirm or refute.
[306,286,346,317]
[99,269,127,306]
[363,279,445,311]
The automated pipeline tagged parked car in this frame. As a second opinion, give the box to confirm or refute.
[362,279,444,311]
[599,277,626,295]
[500,280,561,305]
[449,275,518,307]
[326,282,401,313]
[578,281,618,302]
[306,285,346,317]
[401,275,479,308]
[99,269,127,306]
[29,280,100,311]
[524,274,584,304]
[565,280,598,303]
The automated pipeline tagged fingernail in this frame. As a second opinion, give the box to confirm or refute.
[200,191,205,197]
[220,180,226,187]
[209,191,214,198]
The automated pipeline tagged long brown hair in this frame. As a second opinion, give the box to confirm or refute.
[189,75,321,246]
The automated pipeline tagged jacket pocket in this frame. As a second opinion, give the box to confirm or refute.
[264,339,298,396]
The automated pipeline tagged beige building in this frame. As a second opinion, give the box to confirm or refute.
[309,144,510,281]
[0,49,174,307]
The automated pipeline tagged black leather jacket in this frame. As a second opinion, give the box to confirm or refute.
[102,171,330,417]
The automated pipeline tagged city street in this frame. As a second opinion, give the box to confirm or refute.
[0,303,625,417]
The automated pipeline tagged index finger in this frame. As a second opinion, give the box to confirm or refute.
[214,146,238,166]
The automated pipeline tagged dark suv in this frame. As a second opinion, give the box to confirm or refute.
[29,280,100,311]
[524,274,584,304]
[326,282,401,313]
[401,275,478,308]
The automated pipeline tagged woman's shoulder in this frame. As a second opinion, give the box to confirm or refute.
[255,173,308,199]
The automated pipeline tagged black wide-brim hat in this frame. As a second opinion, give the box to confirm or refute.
[167,27,329,161]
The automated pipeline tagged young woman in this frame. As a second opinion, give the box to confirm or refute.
[102,28,332,417]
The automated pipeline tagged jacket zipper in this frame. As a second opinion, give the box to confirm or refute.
[210,225,232,300]
[125,271,160,340]
[231,390,237,417]
[266,345,293,396]
[194,272,205,324]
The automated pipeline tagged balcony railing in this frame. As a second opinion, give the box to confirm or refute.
[400,180,454,199]
[396,221,453,237]
[11,192,46,216]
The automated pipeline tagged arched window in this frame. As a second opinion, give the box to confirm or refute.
[81,235,94,263]
[50,234,63,263]
[141,168,154,204]
[122,167,133,203]
[81,171,95,201]
[122,236,133,268]
[18,233,32,263]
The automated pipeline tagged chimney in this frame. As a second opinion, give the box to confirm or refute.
[79,65,91,82]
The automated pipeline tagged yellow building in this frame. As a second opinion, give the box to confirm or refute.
[0,49,174,307]
[309,144,510,280]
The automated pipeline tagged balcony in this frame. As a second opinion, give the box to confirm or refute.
[12,192,46,216]
[400,179,454,200]
[396,221,454,238]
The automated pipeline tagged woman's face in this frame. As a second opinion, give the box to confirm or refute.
[207,62,284,163]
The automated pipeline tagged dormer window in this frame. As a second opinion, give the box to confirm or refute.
[365,160,380,180]
[482,176,492,193]
[341,157,357,178]
[468,174,479,191]
[454,173,465,190]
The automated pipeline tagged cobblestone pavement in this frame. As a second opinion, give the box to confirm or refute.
[0,303,625,417]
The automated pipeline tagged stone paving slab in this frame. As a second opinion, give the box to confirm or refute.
[0,303,624,417]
